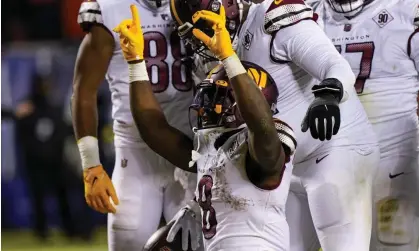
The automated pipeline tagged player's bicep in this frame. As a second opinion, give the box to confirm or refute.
[73,26,114,94]
[247,119,297,167]
[246,119,296,188]
[264,0,314,62]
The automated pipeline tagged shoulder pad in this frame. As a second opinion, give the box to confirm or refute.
[414,4,419,27]
[77,0,104,32]
[264,0,314,34]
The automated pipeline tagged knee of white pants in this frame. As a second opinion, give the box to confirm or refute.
[111,147,165,230]
[286,192,320,251]
[108,214,158,251]
[373,197,416,247]
[305,148,378,251]
[371,154,419,248]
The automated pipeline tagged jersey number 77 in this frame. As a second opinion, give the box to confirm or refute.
[335,42,375,94]
[143,31,193,93]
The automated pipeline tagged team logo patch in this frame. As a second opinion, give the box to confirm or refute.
[242,30,254,50]
[372,9,394,28]
[121,158,128,168]
[247,67,267,89]
[343,24,352,32]
[161,14,169,21]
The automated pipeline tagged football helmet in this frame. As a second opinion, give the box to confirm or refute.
[170,0,246,59]
[327,0,374,17]
[142,0,169,9]
[189,61,278,129]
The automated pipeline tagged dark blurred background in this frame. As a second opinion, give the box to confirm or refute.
[2,0,113,250]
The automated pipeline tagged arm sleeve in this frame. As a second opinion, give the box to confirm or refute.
[271,20,356,102]
[77,0,105,32]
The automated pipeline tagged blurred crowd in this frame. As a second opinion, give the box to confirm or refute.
[1,0,115,243]
[2,0,85,42]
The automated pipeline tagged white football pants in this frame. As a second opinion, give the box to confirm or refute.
[369,133,419,251]
[287,146,380,251]
[107,141,196,251]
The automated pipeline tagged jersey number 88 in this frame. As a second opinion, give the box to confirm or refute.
[143,31,193,93]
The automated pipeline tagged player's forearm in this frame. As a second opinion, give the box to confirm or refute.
[129,63,195,172]
[71,88,99,140]
[71,87,102,169]
[222,55,283,171]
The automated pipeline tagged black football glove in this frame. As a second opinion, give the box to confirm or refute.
[301,78,344,141]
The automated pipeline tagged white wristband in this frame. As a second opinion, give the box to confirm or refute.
[221,54,246,79]
[129,61,149,83]
[77,136,101,170]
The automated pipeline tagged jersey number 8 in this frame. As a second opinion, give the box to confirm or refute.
[198,175,218,240]
[143,31,193,93]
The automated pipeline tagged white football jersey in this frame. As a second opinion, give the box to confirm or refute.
[193,127,290,251]
[311,0,419,155]
[78,0,194,146]
[236,0,378,163]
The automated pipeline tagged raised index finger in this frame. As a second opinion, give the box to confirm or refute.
[130,4,141,27]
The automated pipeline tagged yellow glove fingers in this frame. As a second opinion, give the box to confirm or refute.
[113,20,136,41]
[99,191,115,214]
[192,10,222,27]
[113,20,131,33]
[96,198,107,213]
[192,28,212,47]
[108,184,120,205]
[120,26,137,43]
[130,4,141,28]
[219,5,226,24]
[85,193,92,208]
[90,199,103,213]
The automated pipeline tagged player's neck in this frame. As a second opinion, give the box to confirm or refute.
[241,2,251,25]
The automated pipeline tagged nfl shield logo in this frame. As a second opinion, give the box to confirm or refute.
[344,24,352,32]
[121,159,128,168]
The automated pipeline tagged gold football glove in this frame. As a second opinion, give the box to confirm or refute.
[83,165,119,214]
[113,5,144,62]
[192,6,235,60]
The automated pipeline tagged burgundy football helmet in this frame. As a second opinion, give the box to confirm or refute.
[170,0,246,59]
[327,0,374,17]
[189,61,279,130]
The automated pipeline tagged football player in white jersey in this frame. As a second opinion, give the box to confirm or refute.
[73,0,197,250]
[113,5,297,250]
[170,0,380,250]
[307,0,419,250]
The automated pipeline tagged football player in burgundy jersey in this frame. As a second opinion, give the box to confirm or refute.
[113,4,297,250]
[169,0,380,251]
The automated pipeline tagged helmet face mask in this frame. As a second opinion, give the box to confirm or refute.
[189,62,279,130]
[189,79,237,129]
[171,0,243,60]
[327,0,367,17]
